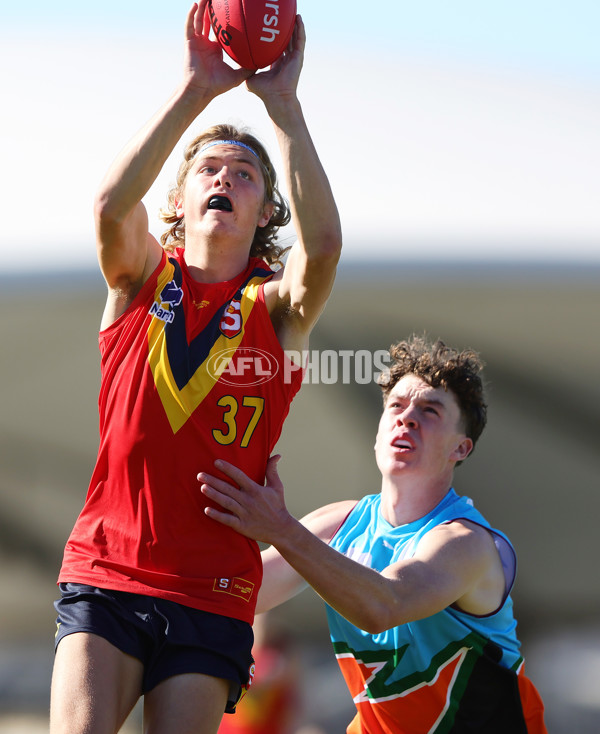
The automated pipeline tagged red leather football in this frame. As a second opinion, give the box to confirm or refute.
[207,0,297,70]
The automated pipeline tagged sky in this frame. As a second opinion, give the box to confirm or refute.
[1,0,599,273]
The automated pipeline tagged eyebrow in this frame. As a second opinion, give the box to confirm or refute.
[421,397,446,410]
[198,153,260,170]
[389,394,446,410]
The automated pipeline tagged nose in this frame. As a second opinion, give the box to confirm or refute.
[397,404,418,428]
[214,165,233,188]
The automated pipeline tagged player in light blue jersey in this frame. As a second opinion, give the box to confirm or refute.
[200,335,547,734]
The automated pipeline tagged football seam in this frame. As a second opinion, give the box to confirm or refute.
[240,0,257,70]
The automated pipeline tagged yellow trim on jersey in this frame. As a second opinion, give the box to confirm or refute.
[147,263,265,434]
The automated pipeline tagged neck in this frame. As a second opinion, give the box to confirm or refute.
[379,473,453,527]
[183,239,251,284]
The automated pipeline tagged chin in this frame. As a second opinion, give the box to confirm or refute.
[385,460,415,475]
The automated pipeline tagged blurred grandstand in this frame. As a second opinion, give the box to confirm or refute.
[0,259,598,731]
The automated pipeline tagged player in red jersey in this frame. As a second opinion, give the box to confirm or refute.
[49,3,341,734]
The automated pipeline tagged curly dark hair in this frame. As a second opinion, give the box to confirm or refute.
[378,334,488,450]
[159,124,291,266]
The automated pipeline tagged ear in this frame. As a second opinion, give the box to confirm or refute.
[257,201,275,228]
[175,197,184,218]
[451,437,473,463]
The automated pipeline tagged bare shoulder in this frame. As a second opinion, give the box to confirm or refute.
[300,500,358,543]
[261,266,288,327]
[261,242,338,352]
[418,519,506,615]
[262,265,284,303]
[100,235,164,329]
[419,518,499,559]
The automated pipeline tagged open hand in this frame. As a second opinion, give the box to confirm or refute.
[198,455,293,544]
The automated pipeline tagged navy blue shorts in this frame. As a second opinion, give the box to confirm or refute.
[54,583,254,713]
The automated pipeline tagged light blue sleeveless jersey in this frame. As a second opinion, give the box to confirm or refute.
[327,489,522,670]
[324,490,544,733]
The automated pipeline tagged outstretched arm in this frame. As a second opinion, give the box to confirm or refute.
[248,18,342,352]
[95,1,252,326]
[255,495,357,614]
[199,458,507,633]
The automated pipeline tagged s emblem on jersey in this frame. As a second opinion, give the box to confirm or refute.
[213,576,255,602]
[149,279,184,323]
[220,299,243,337]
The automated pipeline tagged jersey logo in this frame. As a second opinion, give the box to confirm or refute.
[160,279,184,307]
[147,258,273,433]
[220,299,243,338]
[213,576,255,602]
[149,279,184,323]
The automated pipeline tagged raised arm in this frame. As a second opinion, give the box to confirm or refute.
[248,18,342,352]
[95,1,252,326]
[199,459,506,633]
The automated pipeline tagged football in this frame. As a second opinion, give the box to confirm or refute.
[207,0,297,70]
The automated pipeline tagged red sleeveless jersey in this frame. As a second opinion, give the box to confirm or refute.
[59,249,303,623]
